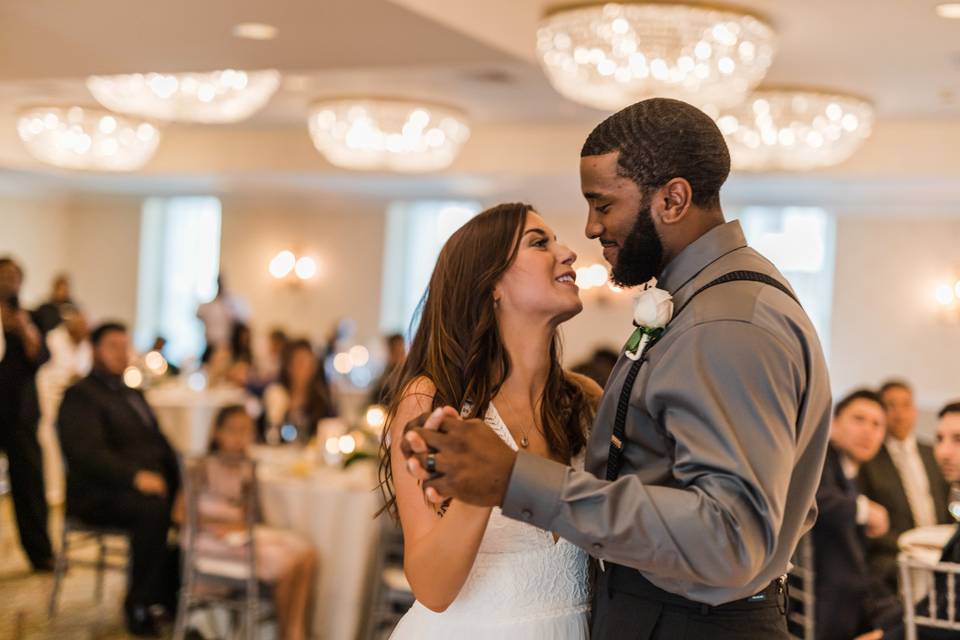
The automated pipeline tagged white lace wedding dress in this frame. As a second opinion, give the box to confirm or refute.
[390,403,590,639]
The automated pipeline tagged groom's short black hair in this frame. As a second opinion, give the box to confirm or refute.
[581,98,730,209]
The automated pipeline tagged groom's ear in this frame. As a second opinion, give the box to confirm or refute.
[657,178,693,226]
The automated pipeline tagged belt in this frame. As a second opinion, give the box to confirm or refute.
[605,563,789,616]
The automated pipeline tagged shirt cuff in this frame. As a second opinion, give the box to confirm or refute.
[501,450,568,530]
[856,494,870,525]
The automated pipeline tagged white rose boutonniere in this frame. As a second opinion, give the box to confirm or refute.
[624,285,674,361]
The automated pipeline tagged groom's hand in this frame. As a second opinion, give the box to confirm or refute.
[402,407,517,507]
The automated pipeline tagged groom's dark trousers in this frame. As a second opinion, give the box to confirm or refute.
[592,564,789,639]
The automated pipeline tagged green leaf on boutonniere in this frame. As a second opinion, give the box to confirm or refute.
[624,327,644,354]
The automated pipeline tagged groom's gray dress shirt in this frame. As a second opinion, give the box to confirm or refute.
[502,220,832,606]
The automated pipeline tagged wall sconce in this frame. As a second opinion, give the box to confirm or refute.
[934,276,960,322]
[269,250,319,283]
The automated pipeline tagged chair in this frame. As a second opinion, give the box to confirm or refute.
[362,513,415,640]
[48,517,130,616]
[173,454,274,640]
[899,553,960,640]
[787,533,815,640]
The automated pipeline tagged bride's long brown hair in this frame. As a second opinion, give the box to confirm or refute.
[377,202,592,519]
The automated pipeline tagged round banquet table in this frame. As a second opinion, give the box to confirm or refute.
[253,446,381,640]
[146,384,248,454]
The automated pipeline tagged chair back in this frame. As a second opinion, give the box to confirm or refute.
[787,533,815,640]
[900,553,960,640]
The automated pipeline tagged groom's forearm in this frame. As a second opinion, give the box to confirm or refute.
[502,451,779,595]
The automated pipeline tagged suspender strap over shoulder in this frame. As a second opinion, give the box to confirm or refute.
[605,271,801,481]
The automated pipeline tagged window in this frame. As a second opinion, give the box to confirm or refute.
[731,207,836,357]
[379,200,481,336]
[134,197,222,365]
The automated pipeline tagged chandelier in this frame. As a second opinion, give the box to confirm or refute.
[536,2,776,112]
[717,89,875,171]
[307,99,471,172]
[17,106,160,171]
[86,69,280,123]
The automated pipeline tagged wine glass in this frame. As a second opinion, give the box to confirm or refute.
[948,485,960,522]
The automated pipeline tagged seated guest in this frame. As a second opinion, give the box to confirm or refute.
[916,401,960,639]
[175,406,317,640]
[58,322,179,637]
[814,389,903,640]
[262,339,335,444]
[859,380,952,593]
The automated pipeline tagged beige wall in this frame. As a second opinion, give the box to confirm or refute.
[0,197,70,305]
[218,195,388,352]
[830,213,960,437]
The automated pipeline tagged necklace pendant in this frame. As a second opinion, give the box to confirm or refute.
[520,435,529,448]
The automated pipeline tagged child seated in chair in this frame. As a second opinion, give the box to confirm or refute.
[175,405,318,640]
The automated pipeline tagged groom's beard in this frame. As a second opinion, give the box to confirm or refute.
[611,198,665,288]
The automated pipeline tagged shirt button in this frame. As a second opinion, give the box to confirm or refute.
[521,509,533,520]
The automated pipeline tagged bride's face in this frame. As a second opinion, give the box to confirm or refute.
[494,211,582,325]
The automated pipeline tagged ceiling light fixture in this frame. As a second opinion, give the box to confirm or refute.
[308,98,470,172]
[536,2,776,112]
[87,69,281,123]
[17,105,160,171]
[935,3,960,19]
[718,88,874,171]
[232,22,279,40]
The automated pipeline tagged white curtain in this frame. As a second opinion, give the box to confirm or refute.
[135,197,222,365]
[731,206,836,358]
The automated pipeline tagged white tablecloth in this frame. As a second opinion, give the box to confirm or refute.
[254,447,381,640]
[147,385,247,454]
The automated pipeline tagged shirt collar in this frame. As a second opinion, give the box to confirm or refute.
[657,220,748,296]
[886,434,919,457]
[839,453,860,480]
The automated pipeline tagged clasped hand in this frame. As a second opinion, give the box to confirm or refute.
[401,407,518,508]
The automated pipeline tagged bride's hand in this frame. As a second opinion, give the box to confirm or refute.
[403,407,518,507]
[401,407,459,504]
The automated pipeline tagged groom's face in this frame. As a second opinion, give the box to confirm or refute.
[580,152,665,287]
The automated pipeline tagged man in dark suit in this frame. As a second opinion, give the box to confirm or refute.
[814,389,903,640]
[0,256,54,571]
[915,401,960,639]
[58,322,179,637]
[859,380,951,593]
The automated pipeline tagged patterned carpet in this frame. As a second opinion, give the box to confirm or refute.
[0,498,137,639]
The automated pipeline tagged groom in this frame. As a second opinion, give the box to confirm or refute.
[403,98,832,639]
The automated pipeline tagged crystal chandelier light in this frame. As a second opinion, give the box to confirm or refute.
[536,2,776,112]
[86,69,280,123]
[17,106,160,171]
[307,99,471,172]
[717,89,874,171]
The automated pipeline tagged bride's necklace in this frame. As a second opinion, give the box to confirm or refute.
[499,393,536,449]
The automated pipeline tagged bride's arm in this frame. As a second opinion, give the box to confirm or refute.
[390,377,492,612]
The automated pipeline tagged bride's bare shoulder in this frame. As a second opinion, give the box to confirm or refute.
[391,376,437,427]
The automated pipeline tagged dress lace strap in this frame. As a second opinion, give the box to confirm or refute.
[484,403,519,452]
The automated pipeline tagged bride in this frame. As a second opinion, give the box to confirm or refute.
[378,202,602,638]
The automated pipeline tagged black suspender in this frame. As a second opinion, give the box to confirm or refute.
[605,271,801,482]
